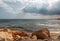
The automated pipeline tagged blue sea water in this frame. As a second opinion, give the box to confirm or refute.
[0,19,60,33]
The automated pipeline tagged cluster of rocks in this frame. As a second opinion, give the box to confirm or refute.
[0,28,60,41]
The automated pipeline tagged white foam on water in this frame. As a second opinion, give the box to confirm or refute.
[49,29,60,33]
[35,22,60,33]
[36,22,60,27]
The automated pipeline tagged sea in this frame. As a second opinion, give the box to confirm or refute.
[0,19,60,33]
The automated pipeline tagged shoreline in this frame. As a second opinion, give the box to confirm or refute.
[0,28,60,41]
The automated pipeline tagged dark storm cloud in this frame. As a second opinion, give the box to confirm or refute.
[23,0,60,15]
[23,7,48,15]
[48,1,60,15]
[23,7,39,13]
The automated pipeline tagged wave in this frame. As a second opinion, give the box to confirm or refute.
[36,23,60,27]
[0,19,60,33]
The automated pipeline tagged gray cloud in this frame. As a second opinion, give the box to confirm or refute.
[0,7,16,19]
[23,7,48,15]
[3,1,22,10]
[3,0,60,15]
[23,0,60,15]
[0,0,60,19]
[48,1,60,15]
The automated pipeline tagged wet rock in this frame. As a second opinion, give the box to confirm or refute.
[31,28,50,39]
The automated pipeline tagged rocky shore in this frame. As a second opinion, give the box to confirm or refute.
[0,28,60,41]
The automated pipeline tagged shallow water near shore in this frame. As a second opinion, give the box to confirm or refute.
[0,19,60,33]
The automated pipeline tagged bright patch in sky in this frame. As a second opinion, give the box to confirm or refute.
[0,0,60,19]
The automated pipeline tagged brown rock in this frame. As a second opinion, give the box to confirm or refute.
[12,30,30,41]
[57,35,60,40]
[12,30,29,37]
[0,28,30,41]
[31,28,50,39]
[0,30,14,41]
[31,35,37,40]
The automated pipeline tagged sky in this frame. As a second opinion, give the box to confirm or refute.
[0,0,60,19]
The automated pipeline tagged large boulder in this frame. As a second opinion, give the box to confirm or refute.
[31,28,50,39]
